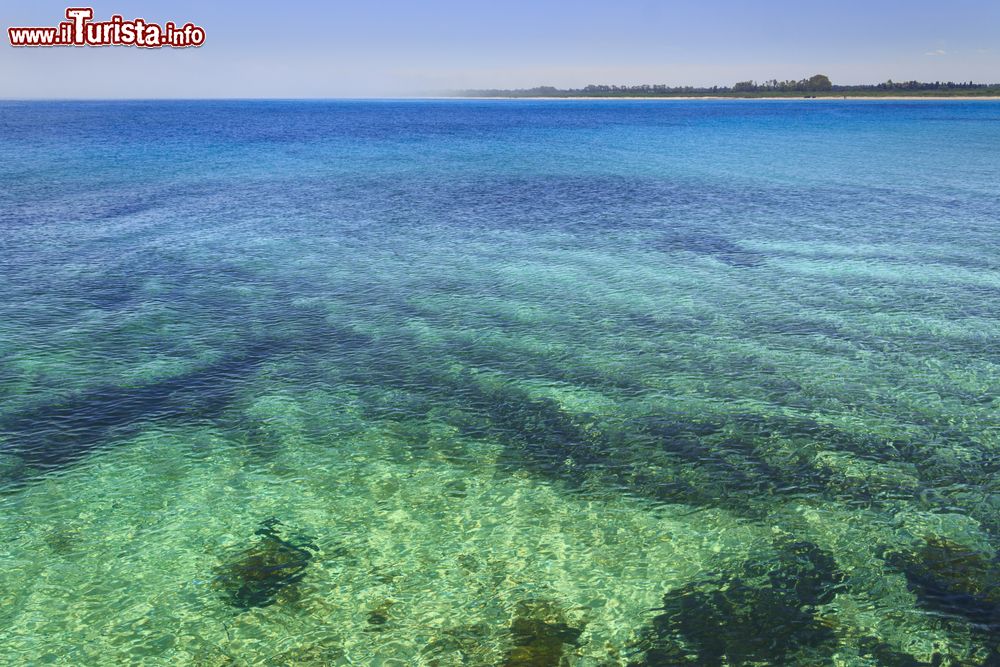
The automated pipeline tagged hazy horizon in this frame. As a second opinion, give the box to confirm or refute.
[2,0,998,99]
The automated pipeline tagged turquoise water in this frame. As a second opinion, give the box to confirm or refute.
[1,100,999,665]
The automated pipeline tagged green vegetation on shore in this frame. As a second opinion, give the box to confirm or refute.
[459,74,1000,98]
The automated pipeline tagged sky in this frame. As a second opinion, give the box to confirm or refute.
[1,0,998,98]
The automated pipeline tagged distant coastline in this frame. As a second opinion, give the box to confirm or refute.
[454,76,1000,100]
[442,95,1000,101]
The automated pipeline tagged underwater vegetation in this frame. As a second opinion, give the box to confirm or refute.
[654,230,764,268]
[854,638,941,667]
[366,600,394,630]
[0,303,379,487]
[0,341,280,471]
[213,518,317,610]
[503,599,585,667]
[629,538,845,666]
[885,534,1000,662]
[444,370,931,517]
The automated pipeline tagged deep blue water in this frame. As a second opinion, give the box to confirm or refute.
[1,100,999,665]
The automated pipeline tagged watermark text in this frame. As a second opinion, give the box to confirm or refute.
[8,7,205,48]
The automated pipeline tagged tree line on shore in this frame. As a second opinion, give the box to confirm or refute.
[461,75,1000,97]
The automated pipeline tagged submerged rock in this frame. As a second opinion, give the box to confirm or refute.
[213,518,317,610]
[630,539,845,666]
[503,599,585,667]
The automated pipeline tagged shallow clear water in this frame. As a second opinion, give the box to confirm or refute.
[1,100,999,665]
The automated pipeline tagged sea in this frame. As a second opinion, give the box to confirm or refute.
[1,99,999,665]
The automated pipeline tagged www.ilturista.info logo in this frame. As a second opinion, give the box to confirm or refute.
[8,8,205,48]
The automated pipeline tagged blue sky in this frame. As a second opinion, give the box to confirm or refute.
[2,0,998,97]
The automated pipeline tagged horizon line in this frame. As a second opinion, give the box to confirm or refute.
[3,95,1000,102]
